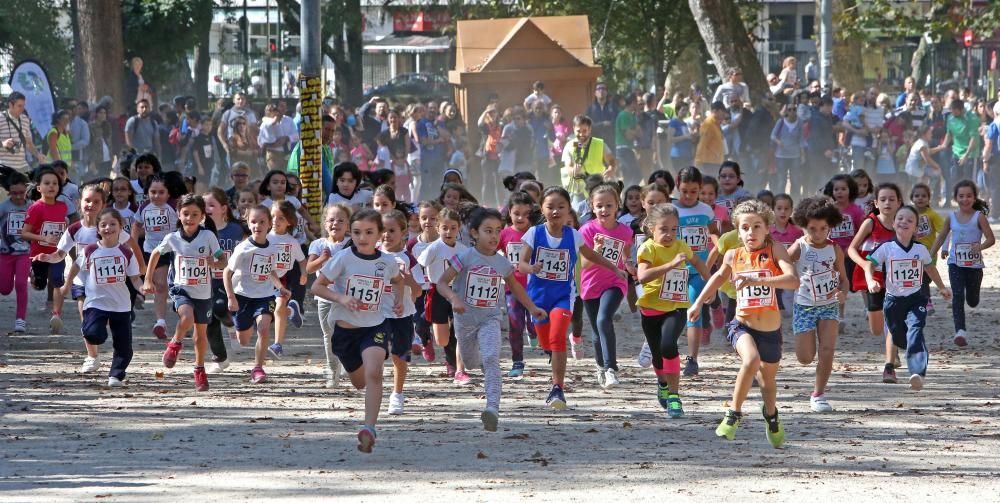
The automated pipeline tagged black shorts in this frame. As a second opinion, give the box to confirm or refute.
[171,286,214,324]
[143,251,174,269]
[232,294,275,331]
[726,319,782,364]
[31,260,65,290]
[385,315,414,361]
[425,286,453,324]
[861,289,886,312]
[331,321,390,373]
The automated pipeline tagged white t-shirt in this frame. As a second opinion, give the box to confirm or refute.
[905,138,929,177]
[262,195,308,243]
[793,238,839,306]
[267,231,305,278]
[137,202,177,252]
[156,228,222,299]
[417,239,468,284]
[78,242,140,312]
[380,248,422,318]
[319,247,400,327]
[130,180,146,207]
[227,238,280,299]
[112,202,136,234]
[327,189,373,208]
[57,222,131,286]
[869,239,932,297]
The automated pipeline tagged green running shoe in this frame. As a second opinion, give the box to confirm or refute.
[666,393,684,419]
[715,409,742,440]
[762,404,785,448]
[657,383,671,410]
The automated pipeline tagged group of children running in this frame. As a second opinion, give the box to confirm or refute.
[0,155,992,453]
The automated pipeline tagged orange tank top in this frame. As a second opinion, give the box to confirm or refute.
[731,243,784,316]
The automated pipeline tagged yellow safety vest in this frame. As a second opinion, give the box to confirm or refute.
[561,136,606,195]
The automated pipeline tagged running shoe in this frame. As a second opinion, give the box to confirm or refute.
[49,314,63,335]
[762,405,785,448]
[250,366,268,384]
[508,361,525,378]
[453,370,472,385]
[387,392,405,415]
[682,356,699,377]
[80,356,100,373]
[666,394,684,418]
[287,300,303,328]
[954,329,968,347]
[882,364,897,384]
[152,323,167,340]
[107,376,124,387]
[637,341,653,368]
[357,426,377,453]
[268,343,283,359]
[193,366,210,392]
[570,336,582,360]
[422,340,436,362]
[711,305,725,330]
[545,384,567,410]
[446,363,456,378]
[596,368,606,388]
[715,409,742,440]
[411,334,423,354]
[162,341,182,368]
[205,360,229,374]
[810,394,833,413]
[603,368,620,388]
[481,407,499,432]
[701,326,711,345]
[13,319,26,334]
[909,373,924,391]
[657,383,670,410]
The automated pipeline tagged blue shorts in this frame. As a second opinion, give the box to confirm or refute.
[792,302,840,334]
[331,321,390,373]
[71,284,86,300]
[386,316,414,361]
[232,294,275,331]
[171,286,214,325]
[726,319,782,364]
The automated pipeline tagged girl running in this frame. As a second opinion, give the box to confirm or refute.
[863,205,952,390]
[499,191,538,376]
[21,168,69,323]
[632,183,671,367]
[518,187,626,409]
[930,181,995,347]
[224,205,290,385]
[260,170,316,318]
[436,207,546,431]
[266,201,307,358]
[0,170,32,333]
[770,194,803,313]
[580,183,634,388]
[823,175,865,321]
[407,201,441,363]
[637,203,710,418]
[851,169,875,210]
[699,175,729,332]
[787,197,849,412]
[327,161,373,209]
[236,189,259,222]
[911,183,943,314]
[203,188,246,373]
[308,204,351,387]
[145,194,225,391]
[311,209,405,453]
[689,199,798,447]
[132,176,178,340]
[716,161,751,225]
[417,207,469,382]
[110,177,137,234]
[379,209,423,415]
[617,185,643,227]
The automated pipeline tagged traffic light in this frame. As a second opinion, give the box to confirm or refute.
[270,38,277,53]
[964,28,973,48]
[282,31,291,49]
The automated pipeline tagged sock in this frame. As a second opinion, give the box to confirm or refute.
[156,318,166,326]
[811,391,823,398]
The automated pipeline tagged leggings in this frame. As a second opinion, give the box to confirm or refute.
[455,317,502,410]
[205,285,230,363]
[535,307,573,352]
[286,260,307,313]
[640,309,687,376]
[571,296,584,340]
[443,324,457,368]
[414,292,432,346]
[317,299,343,378]
[506,292,535,363]
[948,264,983,332]
[0,254,30,320]
[583,288,625,371]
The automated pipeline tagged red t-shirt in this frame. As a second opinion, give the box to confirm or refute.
[25,199,69,257]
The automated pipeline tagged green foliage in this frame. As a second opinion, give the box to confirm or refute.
[121,0,216,89]
[0,0,74,95]
[838,0,1000,42]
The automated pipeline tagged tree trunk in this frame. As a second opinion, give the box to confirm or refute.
[77,0,125,115]
[330,0,363,105]
[687,0,768,104]
[665,43,706,97]
[193,0,213,108]
[70,0,85,99]
[831,0,865,92]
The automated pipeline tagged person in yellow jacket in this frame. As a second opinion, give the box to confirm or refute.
[560,115,618,205]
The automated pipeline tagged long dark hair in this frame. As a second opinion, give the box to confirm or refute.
[952,179,990,216]
[864,182,902,216]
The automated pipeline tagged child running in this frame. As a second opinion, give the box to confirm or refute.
[203,188,246,373]
[518,187,626,409]
[862,205,952,390]
[498,191,538,377]
[689,199,799,447]
[823,174,865,323]
[436,207,546,431]
[769,194,804,313]
[311,209,405,453]
[21,168,69,326]
[0,170,32,333]
[417,207,469,382]
[407,201,441,363]
[379,209,423,415]
[132,176,178,340]
[930,180,995,347]
[266,201,307,358]
[632,183,670,367]
[307,204,351,387]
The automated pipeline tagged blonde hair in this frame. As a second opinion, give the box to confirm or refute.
[732,199,775,227]
[646,202,679,225]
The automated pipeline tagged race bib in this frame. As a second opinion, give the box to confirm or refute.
[888,258,922,289]
[212,250,231,279]
[680,226,708,252]
[465,271,501,308]
[830,215,853,239]
[177,256,209,286]
[249,253,273,282]
[275,243,293,270]
[916,214,931,239]
[954,243,982,267]
[346,274,383,312]
[658,268,689,302]
[720,198,736,215]
[41,221,65,244]
[633,233,646,262]
[93,255,126,285]
[596,234,626,264]
[735,269,774,309]
[807,269,838,303]
[202,144,213,159]
[535,247,569,281]
[505,242,525,267]
[6,211,25,236]
[143,207,169,232]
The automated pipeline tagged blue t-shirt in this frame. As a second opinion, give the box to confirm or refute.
[416,118,445,166]
[987,120,1000,156]
[676,201,715,266]
[669,119,693,158]
[212,220,246,287]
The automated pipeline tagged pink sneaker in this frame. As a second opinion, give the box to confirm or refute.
[701,326,711,345]
[711,305,725,329]
[162,341,182,368]
[153,324,167,340]
[453,370,472,385]
[193,366,209,391]
[422,340,436,363]
[357,426,376,453]
[446,363,456,378]
[250,366,268,384]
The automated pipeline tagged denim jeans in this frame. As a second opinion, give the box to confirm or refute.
[948,264,983,332]
[616,146,640,187]
[883,293,929,376]
[583,287,624,371]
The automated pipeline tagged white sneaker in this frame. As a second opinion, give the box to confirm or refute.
[205,361,229,374]
[603,368,620,388]
[325,369,341,389]
[387,392,405,415]
[80,356,100,373]
[107,376,124,387]
[596,368,606,387]
[637,341,653,368]
[809,394,834,412]
[909,374,924,391]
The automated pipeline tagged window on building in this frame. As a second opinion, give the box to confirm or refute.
[801,15,815,40]
[769,14,796,42]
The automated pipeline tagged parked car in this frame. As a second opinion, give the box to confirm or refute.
[363,73,452,102]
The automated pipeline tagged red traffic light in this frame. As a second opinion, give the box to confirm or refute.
[964,28,973,47]
[270,41,277,53]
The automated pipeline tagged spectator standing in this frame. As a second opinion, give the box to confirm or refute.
[805,97,840,195]
[982,101,1000,217]
[770,104,806,197]
[415,104,446,201]
[694,101,727,172]
[125,99,159,156]
[69,102,90,178]
[804,56,818,83]
[87,105,113,175]
[666,102,696,171]
[227,116,260,179]
[549,105,572,187]
[523,81,552,110]
[46,110,72,171]
[944,99,981,199]
[258,103,293,171]
[527,100,553,184]
[712,69,751,109]
[895,76,917,109]
[615,95,641,186]
[586,83,619,150]
[217,92,258,169]
[638,92,666,178]
[358,97,389,154]
[477,104,502,206]
[0,92,43,174]
[561,115,617,205]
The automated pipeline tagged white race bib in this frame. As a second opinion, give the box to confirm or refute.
[202,144,213,159]
[535,247,569,281]
[954,243,983,267]
[916,214,931,239]
[465,271,501,308]
[888,258,922,289]
[596,234,625,264]
[177,256,209,286]
[6,211,25,236]
[830,215,853,240]
[505,242,525,267]
[680,226,708,252]
[735,269,774,309]
[249,253,273,282]
[275,243,293,270]
[346,274,383,312]
[658,268,689,302]
[143,207,169,232]
[41,221,65,242]
[807,269,838,303]
[93,256,126,285]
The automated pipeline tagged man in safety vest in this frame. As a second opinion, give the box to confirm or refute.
[560,114,618,205]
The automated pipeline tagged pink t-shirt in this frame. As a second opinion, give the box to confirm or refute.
[579,219,632,300]
[499,226,529,291]
[769,222,804,249]
[25,199,69,257]
[829,203,865,250]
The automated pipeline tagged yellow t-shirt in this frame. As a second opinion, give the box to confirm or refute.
[916,207,943,262]
[716,230,741,298]
[694,115,724,165]
[636,239,694,313]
